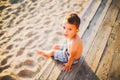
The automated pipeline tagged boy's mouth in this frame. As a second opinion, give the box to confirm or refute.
[64,34,68,37]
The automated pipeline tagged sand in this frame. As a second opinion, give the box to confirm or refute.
[0,0,89,80]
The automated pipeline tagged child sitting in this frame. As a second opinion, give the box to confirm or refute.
[38,13,83,71]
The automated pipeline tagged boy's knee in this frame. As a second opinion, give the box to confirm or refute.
[52,44,60,50]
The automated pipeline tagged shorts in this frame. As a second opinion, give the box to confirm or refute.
[54,44,79,64]
[54,44,68,63]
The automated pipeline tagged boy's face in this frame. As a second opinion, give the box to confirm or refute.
[63,22,79,39]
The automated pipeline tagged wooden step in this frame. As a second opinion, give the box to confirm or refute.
[82,0,112,57]
[75,0,119,80]
[79,0,102,37]
[68,0,119,79]
[115,0,120,9]
[36,59,56,80]
[83,0,119,79]
[96,1,119,79]
[106,17,120,80]
[85,0,116,72]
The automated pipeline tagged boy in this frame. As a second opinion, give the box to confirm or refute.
[38,13,83,71]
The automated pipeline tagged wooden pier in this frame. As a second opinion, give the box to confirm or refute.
[35,0,120,80]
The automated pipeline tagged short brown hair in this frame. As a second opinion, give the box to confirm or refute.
[65,13,81,29]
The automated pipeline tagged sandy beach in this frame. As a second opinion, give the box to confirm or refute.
[0,0,89,79]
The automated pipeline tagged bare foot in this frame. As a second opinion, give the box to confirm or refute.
[38,51,49,60]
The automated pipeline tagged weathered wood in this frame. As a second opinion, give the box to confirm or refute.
[75,59,99,80]
[79,0,93,17]
[82,0,110,57]
[96,7,119,80]
[34,58,55,80]
[85,0,118,72]
[79,0,102,37]
[47,61,63,80]
[57,56,84,80]
[115,0,120,9]
[107,19,120,80]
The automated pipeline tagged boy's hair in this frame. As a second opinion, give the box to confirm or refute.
[65,13,81,29]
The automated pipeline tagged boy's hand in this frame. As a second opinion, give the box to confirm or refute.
[62,63,71,71]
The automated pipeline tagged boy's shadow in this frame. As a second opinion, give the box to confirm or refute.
[56,56,100,80]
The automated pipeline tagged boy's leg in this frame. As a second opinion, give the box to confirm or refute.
[38,44,61,60]
[38,50,54,60]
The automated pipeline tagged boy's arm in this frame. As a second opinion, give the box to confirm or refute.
[62,41,79,71]
[62,54,75,71]
[62,43,77,71]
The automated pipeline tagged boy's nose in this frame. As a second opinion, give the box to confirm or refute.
[64,30,68,36]
[64,29,68,33]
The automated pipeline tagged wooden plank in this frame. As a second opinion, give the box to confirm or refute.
[82,0,111,57]
[34,58,55,80]
[75,59,99,80]
[57,57,84,80]
[47,61,63,80]
[115,0,120,9]
[96,8,120,80]
[39,60,55,80]
[85,0,118,72]
[107,19,120,80]
[79,0,93,17]
[79,0,102,37]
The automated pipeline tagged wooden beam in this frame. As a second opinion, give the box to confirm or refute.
[79,0,102,37]
[82,0,111,58]
[47,61,63,80]
[115,0,120,9]
[34,58,55,80]
[107,15,120,80]
[85,0,118,72]
[96,4,119,79]
[57,57,84,80]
